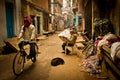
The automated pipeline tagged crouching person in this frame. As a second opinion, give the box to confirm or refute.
[62,30,78,55]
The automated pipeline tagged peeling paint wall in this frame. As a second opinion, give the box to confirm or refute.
[0,0,7,46]
[32,0,49,12]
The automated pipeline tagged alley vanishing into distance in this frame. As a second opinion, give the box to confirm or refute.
[0,31,118,80]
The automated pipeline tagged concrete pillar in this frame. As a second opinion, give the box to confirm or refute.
[78,0,85,32]
[51,0,54,24]
[78,0,84,15]
[0,0,6,46]
[15,0,22,35]
[91,0,94,40]
[27,4,30,16]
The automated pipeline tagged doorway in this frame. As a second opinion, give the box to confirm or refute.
[5,2,14,38]
[37,16,41,34]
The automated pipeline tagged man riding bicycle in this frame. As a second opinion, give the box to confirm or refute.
[17,17,37,61]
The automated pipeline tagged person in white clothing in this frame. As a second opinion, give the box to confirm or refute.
[18,17,37,60]
[18,17,36,41]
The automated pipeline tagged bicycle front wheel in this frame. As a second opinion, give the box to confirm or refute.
[13,51,25,76]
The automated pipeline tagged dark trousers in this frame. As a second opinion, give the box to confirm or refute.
[18,41,37,57]
[62,42,74,51]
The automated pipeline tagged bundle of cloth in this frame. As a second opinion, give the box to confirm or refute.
[80,32,120,74]
[96,32,120,68]
[58,28,71,42]
[97,32,120,48]
[81,54,101,74]
[111,42,120,60]
[110,42,120,68]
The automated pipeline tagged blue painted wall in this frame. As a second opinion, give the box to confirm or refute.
[5,2,14,38]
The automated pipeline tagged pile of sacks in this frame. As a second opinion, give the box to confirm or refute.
[81,54,101,75]
[58,28,71,41]
[97,32,120,68]
[80,32,120,75]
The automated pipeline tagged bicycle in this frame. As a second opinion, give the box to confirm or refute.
[81,36,99,59]
[80,32,96,59]
[12,40,39,76]
[82,40,94,58]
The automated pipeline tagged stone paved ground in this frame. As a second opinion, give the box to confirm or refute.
[0,31,118,80]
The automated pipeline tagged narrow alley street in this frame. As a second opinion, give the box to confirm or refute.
[0,31,118,80]
[0,0,120,80]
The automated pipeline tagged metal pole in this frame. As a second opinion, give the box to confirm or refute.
[91,0,94,40]
[15,0,21,35]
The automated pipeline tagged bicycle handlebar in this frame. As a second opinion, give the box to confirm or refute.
[22,40,37,44]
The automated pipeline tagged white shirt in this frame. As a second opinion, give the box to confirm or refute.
[18,24,36,40]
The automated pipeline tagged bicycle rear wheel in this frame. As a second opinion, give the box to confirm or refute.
[13,51,25,76]
[30,44,38,63]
